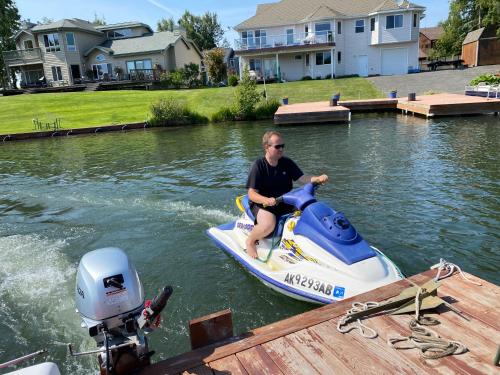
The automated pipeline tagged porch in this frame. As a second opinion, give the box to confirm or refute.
[238,46,336,82]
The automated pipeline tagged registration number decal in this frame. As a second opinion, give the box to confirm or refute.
[284,273,333,296]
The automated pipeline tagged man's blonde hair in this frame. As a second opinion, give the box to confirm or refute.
[262,131,282,150]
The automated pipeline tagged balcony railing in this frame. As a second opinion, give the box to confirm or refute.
[3,48,43,65]
[235,31,334,51]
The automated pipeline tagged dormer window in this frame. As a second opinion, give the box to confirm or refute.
[107,28,133,39]
[24,40,33,49]
[386,14,403,29]
[43,33,60,52]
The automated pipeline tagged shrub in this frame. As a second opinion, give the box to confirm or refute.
[228,75,239,86]
[181,63,201,88]
[233,66,262,119]
[255,99,281,120]
[302,75,312,80]
[149,98,208,126]
[316,76,322,80]
[211,107,236,122]
[470,74,500,86]
[325,74,332,79]
[204,48,227,84]
[159,70,185,89]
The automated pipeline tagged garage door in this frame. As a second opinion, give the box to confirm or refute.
[381,48,408,75]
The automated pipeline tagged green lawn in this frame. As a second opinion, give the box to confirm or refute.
[0,77,383,134]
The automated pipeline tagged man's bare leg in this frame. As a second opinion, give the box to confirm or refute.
[246,209,275,259]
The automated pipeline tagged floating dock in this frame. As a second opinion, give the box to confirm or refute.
[274,102,350,125]
[140,269,499,374]
[273,93,500,124]
[397,93,500,117]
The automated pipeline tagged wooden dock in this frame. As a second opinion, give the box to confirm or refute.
[140,269,499,374]
[273,93,500,124]
[274,102,350,125]
[397,93,500,117]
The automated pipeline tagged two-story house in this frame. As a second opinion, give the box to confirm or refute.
[234,0,425,81]
[3,18,202,87]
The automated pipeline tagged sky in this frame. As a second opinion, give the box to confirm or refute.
[15,0,450,45]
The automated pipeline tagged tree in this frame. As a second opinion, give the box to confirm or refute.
[0,0,21,88]
[157,17,176,32]
[435,0,499,57]
[39,17,54,25]
[178,10,224,50]
[92,13,106,26]
[203,48,226,83]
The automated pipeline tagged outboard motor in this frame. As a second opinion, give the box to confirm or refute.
[68,247,172,375]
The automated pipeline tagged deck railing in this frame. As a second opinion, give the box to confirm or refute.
[2,48,43,64]
[129,69,163,81]
[235,31,334,51]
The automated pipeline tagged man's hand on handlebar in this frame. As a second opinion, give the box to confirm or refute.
[312,174,329,185]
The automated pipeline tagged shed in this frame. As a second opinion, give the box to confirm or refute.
[462,26,500,67]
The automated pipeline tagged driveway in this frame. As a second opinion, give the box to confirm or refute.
[368,64,500,97]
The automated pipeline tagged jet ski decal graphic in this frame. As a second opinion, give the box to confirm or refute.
[281,238,319,263]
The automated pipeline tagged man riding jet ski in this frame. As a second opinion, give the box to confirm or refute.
[207,131,403,304]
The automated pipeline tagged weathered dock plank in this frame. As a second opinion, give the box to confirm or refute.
[235,346,283,375]
[339,98,398,112]
[209,355,248,375]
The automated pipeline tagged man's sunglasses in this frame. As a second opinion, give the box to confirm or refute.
[270,144,285,150]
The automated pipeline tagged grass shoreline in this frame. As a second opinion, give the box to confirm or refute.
[0,78,383,134]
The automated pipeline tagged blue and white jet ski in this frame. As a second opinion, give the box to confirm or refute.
[207,183,403,304]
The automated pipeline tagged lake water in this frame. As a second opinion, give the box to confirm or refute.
[0,114,499,374]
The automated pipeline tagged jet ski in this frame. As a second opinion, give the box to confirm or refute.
[207,183,403,304]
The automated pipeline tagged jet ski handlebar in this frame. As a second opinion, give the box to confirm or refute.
[277,183,318,211]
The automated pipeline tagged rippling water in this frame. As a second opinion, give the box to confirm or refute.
[0,114,498,374]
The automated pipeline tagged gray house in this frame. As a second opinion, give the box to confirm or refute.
[3,19,202,87]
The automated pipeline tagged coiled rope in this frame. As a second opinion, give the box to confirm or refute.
[336,301,380,338]
[430,258,482,286]
[387,287,467,359]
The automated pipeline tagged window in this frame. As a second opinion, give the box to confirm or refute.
[337,21,341,35]
[107,28,132,38]
[316,51,331,65]
[386,14,403,29]
[370,18,375,32]
[315,22,331,42]
[255,30,266,47]
[43,33,60,52]
[23,40,33,49]
[92,63,113,79]
[306,54,310,66]
[294,55,302,60]
[51,66,63,81]
[337,51,341,64]
[286,29,294,45]
[355,20,364,33]
[126,59,152,73]
[66,32,76,51]
[413,13,418,27]
[249,58,261,73]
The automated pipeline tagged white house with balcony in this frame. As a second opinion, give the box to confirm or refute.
[234,0,425,81]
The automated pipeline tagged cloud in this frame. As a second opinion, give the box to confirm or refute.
[146,0,178,17]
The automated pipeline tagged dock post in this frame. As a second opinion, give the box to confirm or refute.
[189,309,233,350]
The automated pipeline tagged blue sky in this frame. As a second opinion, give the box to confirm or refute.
[16,0,449,44]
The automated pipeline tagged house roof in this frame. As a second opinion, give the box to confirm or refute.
[463,27,485,45]
[84,31,200,57]
[95,22,153,33]
[420,26,443,41]
[235,0,425,30]
[31,18,103,35]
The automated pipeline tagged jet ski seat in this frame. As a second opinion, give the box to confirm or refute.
[236,195,287,238]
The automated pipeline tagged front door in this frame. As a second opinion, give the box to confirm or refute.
[70,64,81,83]
[357,55,368,77]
